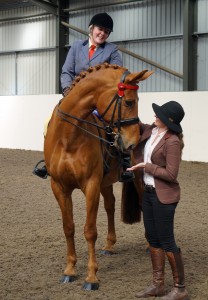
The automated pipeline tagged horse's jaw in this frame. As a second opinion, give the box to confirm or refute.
[119,129,140,151]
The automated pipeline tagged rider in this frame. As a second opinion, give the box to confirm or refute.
[33,12,134,182]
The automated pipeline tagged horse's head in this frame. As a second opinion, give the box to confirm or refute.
[96,64,154,151]
[56,63,153,152]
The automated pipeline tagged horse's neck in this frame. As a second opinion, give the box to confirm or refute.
[61,87,96,118]
[60,67,120,117]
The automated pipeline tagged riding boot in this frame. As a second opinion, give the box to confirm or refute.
[135,247,165,298]
[119,153,135,182]
[33,160,48,179]
[160,250,189,300]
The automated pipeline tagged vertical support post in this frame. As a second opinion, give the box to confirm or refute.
[56,0,69,94]
[183,0,197,91]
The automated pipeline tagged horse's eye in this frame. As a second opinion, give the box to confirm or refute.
[124,100,134,108]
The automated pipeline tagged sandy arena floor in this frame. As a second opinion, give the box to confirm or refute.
[0,148,207,300]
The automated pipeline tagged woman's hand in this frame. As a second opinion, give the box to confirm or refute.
[126,162,146,171]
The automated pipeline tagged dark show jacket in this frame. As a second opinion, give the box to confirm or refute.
[134,123,182,204]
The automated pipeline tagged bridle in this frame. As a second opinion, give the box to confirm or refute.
[56,70,140,148]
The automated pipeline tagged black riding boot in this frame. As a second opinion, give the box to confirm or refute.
[119,153,135,182]
[33,160,48,179]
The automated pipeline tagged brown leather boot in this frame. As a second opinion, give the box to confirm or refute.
[135,247,165,298]
[160,250,189,300]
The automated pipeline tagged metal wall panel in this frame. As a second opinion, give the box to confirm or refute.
[0,16,56,51]
[0,6,57,95]
[17,50,56,95]
[197,37,208,90]
[121,38,183,92]
[197,0,208,32]
[0,54,16,95]
[67,0,183,92]
[197,0,208,90]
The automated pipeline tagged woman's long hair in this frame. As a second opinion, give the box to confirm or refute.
[178,132,184,159]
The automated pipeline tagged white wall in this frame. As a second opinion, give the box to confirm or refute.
[0,92,208,162]
[0,95,60,151]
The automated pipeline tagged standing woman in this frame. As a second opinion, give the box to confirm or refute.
[127,101,189,300]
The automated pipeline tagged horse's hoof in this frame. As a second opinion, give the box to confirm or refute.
[60,275,76,283]
[100,250,115,256]
[82,281,99,291]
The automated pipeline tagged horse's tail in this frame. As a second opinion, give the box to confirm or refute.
[121,181,142,224]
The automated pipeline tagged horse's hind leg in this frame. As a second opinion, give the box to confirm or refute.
[51,180,77,282]
[100,185,117,254]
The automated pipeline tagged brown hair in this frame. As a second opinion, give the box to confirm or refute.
[178,132,184,158]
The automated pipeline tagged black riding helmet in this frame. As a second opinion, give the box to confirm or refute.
[89,12,113,32]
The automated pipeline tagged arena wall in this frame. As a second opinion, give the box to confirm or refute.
[0,91,207,162]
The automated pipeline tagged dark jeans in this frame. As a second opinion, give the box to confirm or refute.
[142,190,179,252]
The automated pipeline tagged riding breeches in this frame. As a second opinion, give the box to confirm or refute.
[142,190,179,252]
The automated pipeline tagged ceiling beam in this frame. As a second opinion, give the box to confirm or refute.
[30,0,58,16]
[64,0,145,13]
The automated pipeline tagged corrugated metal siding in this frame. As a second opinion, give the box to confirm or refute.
[0,54,16,95]
[121,39,183,92]
[197,0,208,90]
[17,50,56,95]
[0,6,56,95]
[0,1,207,95]
[67,0,184,92]
[0,16,56,51]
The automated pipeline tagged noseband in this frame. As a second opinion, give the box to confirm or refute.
[56,70,140,147]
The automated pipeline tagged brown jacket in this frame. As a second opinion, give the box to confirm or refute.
[133,123,182,204]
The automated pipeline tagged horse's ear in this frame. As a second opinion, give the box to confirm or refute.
[126,70,154,84]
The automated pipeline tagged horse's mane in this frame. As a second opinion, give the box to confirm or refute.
[68,63,126,92]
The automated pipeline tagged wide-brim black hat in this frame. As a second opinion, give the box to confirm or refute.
[152,101,185,133]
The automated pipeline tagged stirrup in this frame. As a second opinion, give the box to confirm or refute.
[33,160,48,179]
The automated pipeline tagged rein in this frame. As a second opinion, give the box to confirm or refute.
[56,70,140,147]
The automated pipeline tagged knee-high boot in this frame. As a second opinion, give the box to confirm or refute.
[135,247,165,298]
[160,250,189,300]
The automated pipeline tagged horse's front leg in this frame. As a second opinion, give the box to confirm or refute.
[51,180,77,283]
[83,183,100,290]
[100,185,117,255]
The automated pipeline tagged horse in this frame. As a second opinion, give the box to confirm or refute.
[44,63,153,290]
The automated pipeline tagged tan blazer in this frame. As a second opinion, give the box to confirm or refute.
[133,123,182,204]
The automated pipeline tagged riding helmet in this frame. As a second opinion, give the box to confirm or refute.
[89,12,113,32]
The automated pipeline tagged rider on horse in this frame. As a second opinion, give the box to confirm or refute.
[33,13,135,182]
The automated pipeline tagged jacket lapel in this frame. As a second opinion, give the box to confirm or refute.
[82,40,90,60]
[139,126,152,143]
[90,43,105,61]
[151,131,171,156]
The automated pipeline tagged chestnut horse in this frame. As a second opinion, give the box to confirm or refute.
[44,63,153,290]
